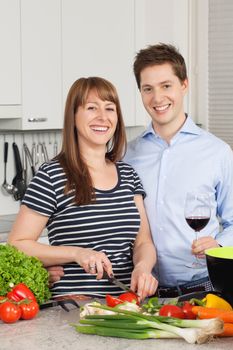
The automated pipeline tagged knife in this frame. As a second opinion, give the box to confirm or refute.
[103,271,138,296]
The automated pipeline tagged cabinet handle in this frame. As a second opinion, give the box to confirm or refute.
[28,117,47,122]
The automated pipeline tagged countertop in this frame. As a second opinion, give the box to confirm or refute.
[0,304,232,350]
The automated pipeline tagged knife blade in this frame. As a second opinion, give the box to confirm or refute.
[103,271,138,296]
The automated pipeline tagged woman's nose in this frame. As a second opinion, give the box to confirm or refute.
[97,108,107,120]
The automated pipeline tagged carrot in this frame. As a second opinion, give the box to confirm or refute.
[192,306,233,323]
[218,323,233,337]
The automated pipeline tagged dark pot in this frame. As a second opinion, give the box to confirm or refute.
[205,247,233,306]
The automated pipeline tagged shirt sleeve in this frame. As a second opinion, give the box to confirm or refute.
[21,164,57,217]
[215,144,233,246]
[132,168,146,198]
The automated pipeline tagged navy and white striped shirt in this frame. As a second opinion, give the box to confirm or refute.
[22,160,145,297]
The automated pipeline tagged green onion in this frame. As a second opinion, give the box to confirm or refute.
[74,325,180,340]
[73,302,224,344]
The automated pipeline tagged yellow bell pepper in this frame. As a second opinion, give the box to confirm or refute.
[202,293,232,311]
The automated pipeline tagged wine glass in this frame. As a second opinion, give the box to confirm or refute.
[184,192,211,268]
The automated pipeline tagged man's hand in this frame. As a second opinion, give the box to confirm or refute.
[192,236,219,258]
[47,265,64,287]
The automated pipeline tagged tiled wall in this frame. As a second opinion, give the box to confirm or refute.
[0,126,145,216]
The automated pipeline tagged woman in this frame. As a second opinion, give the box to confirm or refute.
[8,77,157,300]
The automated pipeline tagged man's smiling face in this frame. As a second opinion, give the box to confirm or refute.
[140,63,188,132]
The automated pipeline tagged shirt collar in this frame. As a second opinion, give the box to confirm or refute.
[141,115,202,139]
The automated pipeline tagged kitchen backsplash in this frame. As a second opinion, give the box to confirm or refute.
[0,126,144,216]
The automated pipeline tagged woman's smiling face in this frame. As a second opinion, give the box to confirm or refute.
[75,89,118,148]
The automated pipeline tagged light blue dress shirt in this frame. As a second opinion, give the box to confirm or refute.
[124,116,233,286]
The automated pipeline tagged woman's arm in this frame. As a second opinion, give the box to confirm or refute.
[131,194,158,300]
[8,205,112,278]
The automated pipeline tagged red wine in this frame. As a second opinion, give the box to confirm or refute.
[185,216,210,231]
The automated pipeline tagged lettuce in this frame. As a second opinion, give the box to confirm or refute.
[0,244,51,304]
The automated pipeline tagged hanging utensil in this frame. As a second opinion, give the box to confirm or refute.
[42,141,49,162]
[1,142,16,195]
[12,142,27,201]
[23,143,36,177]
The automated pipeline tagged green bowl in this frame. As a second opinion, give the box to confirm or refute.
[205,247,233,306]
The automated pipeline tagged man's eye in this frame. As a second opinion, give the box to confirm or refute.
[142,87,152,93]
[163,84,171,89]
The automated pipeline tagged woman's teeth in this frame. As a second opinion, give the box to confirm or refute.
[91,126,108,132]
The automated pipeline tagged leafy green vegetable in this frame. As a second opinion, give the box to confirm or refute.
[0,244,51,304]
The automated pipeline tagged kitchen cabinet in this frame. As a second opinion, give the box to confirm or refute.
[62,0,145,127]
[20,0,62,130]
[0,0,21,119]
[0,0,62,130]
[0,0,146,130]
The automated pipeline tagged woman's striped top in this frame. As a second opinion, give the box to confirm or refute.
[22,160,145,297]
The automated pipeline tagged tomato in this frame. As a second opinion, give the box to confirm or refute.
[182,301,196,319]
[105,295,123,307]
[0,301,21,323]
[19,300,39,320]
[118,292,139,305]
[0,296,7,303]
[159,304,185,319]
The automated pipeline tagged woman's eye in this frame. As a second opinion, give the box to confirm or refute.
[87,106,95,110]
[106,107,115,112]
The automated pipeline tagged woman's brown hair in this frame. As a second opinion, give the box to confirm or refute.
[56,77,127,205]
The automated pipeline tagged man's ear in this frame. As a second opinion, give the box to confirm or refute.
[182,78,189,94]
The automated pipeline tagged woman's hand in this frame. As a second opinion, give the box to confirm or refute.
[75,248,113,280]
[192,236,219,258]
[130,266,158,302]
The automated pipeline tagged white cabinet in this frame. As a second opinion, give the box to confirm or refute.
[62,0,144,126]
[20,0,62,130]
[0,0,145,130]
[0,0,21,118]
[0,0,62,130]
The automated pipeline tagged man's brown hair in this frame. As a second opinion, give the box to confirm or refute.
[133,43,187,89]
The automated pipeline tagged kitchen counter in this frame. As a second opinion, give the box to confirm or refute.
[0,304,232,350]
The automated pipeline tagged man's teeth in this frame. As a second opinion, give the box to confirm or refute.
[91,126,108,131]
[154,104,170,111]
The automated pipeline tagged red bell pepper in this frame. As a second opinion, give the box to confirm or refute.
[182,301,196,319]
[7,283,36,302]
[159,304,185,319]
[105,294,123,307]
[118,292,139,305]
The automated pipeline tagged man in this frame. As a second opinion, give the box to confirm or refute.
[48,43,233,297]
[124,43,233,297]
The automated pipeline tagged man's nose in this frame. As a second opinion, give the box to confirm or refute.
[152,90,163,104]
